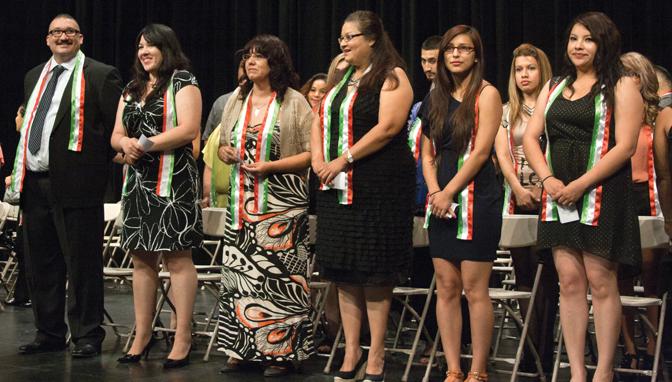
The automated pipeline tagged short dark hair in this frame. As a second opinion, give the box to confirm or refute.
[49,13,80,32]
[126,24,191,102]
[421,35,442,51]
[239,34,299,102]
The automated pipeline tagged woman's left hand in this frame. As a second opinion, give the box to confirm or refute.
[555,179,586,206]
[241,161,274,177]
[317,156,348,185]
[431,190,456,219]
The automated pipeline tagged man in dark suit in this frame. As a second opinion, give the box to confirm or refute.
[12,13,122,358]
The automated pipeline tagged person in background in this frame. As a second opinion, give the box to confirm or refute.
[617,52,663,377]
[407,34,441,365]
[203,57,246,141]
[300,73,328,110]
[523,12,644,381]
[653,64,672,363]
[493,43,558,374]
[326,52,349,87]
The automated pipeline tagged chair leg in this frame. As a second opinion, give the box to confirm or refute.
[511,263,543,382]
[551,325,563,382]
[651,292,667,382]
[393,295,410,349]
[323,323,343,374]
[402,275,436,382]
[422,330,441,382]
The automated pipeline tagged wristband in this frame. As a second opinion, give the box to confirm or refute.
[541,175,554,187]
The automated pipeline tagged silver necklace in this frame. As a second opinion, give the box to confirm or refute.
[522,103,535,116]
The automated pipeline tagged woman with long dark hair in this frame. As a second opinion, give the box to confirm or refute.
[419,25,502,382]
[311,10,414,382]
[111,23,202,368]
[523,12,644,381]
[216,34,315,377]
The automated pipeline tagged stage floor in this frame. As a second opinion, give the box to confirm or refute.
[0,280,583,382]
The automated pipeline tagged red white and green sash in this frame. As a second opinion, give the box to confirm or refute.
[454,94,480,240]
[155,74,178,197]
[408,117,423,162]
[6,51,86,203]
[541,78,612,225]
[501,107,517,216]
[644,125,662,216]
[229,91,281,230]
[320,66,357,204]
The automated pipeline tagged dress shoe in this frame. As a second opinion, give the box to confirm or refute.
[5,298,31,308]
[334,349,367,381]
[18,339,68,355]
[71,343,101,358]
[263,361,296,377]
[163,347,191,369]
[117,337,156,364]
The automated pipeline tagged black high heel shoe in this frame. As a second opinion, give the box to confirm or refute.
[163,346,191,369]
[117,337,156,364]
[334,349,367,381]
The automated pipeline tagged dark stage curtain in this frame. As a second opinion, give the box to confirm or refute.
[2,0,671,193]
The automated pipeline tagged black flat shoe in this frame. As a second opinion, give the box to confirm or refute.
[163,347,191,369]
[219,358,259,373]
[5,298,31,308]
[18,339,68,355]
[71,343,101,358]
[334,349,367,381]
[117,337,156,364]
[263,361,296,377]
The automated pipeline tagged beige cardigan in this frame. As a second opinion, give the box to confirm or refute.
[218,87,313,159]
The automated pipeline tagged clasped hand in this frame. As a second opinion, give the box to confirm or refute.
[313,156,348,186]
[121,137,144,165]
[544,177,585,206]
[429,190,456,219]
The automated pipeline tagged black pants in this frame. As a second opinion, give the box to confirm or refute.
[21,171,105,345]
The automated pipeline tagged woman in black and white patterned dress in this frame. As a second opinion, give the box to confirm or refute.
[111,24,202,368]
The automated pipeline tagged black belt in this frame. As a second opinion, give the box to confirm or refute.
[26,170,49,178]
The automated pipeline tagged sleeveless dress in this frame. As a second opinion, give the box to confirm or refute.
[120,70,202,251]
[316,84,415,286]
[419,95,502,262]
[537,82,641,276]
[216,119,314,362]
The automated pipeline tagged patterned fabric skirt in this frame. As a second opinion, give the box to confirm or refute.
[217,172,314,362]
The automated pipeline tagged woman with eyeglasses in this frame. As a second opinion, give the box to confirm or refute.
[418,25,502,382]
[523,12,643,381]
[311,10,414,382]
[111,23,202,368]
[216,34,314,378]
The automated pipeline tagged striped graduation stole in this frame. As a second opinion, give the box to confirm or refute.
[7,51,86,201]
[320,66,357,204]
[541,77,612,226]
[155,73,178,197]
[229,91,281,230]
[501,107,517,216]
[644,125,662,216]
[407,117,423,162]
[454,93,481,240]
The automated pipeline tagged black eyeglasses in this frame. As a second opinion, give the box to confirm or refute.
[446,45,475,54]
[48,29,80,37]
[338,33,364,44]
[242,52,267,61]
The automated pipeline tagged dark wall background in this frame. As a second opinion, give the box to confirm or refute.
[2,0,671,179]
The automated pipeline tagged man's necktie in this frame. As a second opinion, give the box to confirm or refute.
[29,65,66,154]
